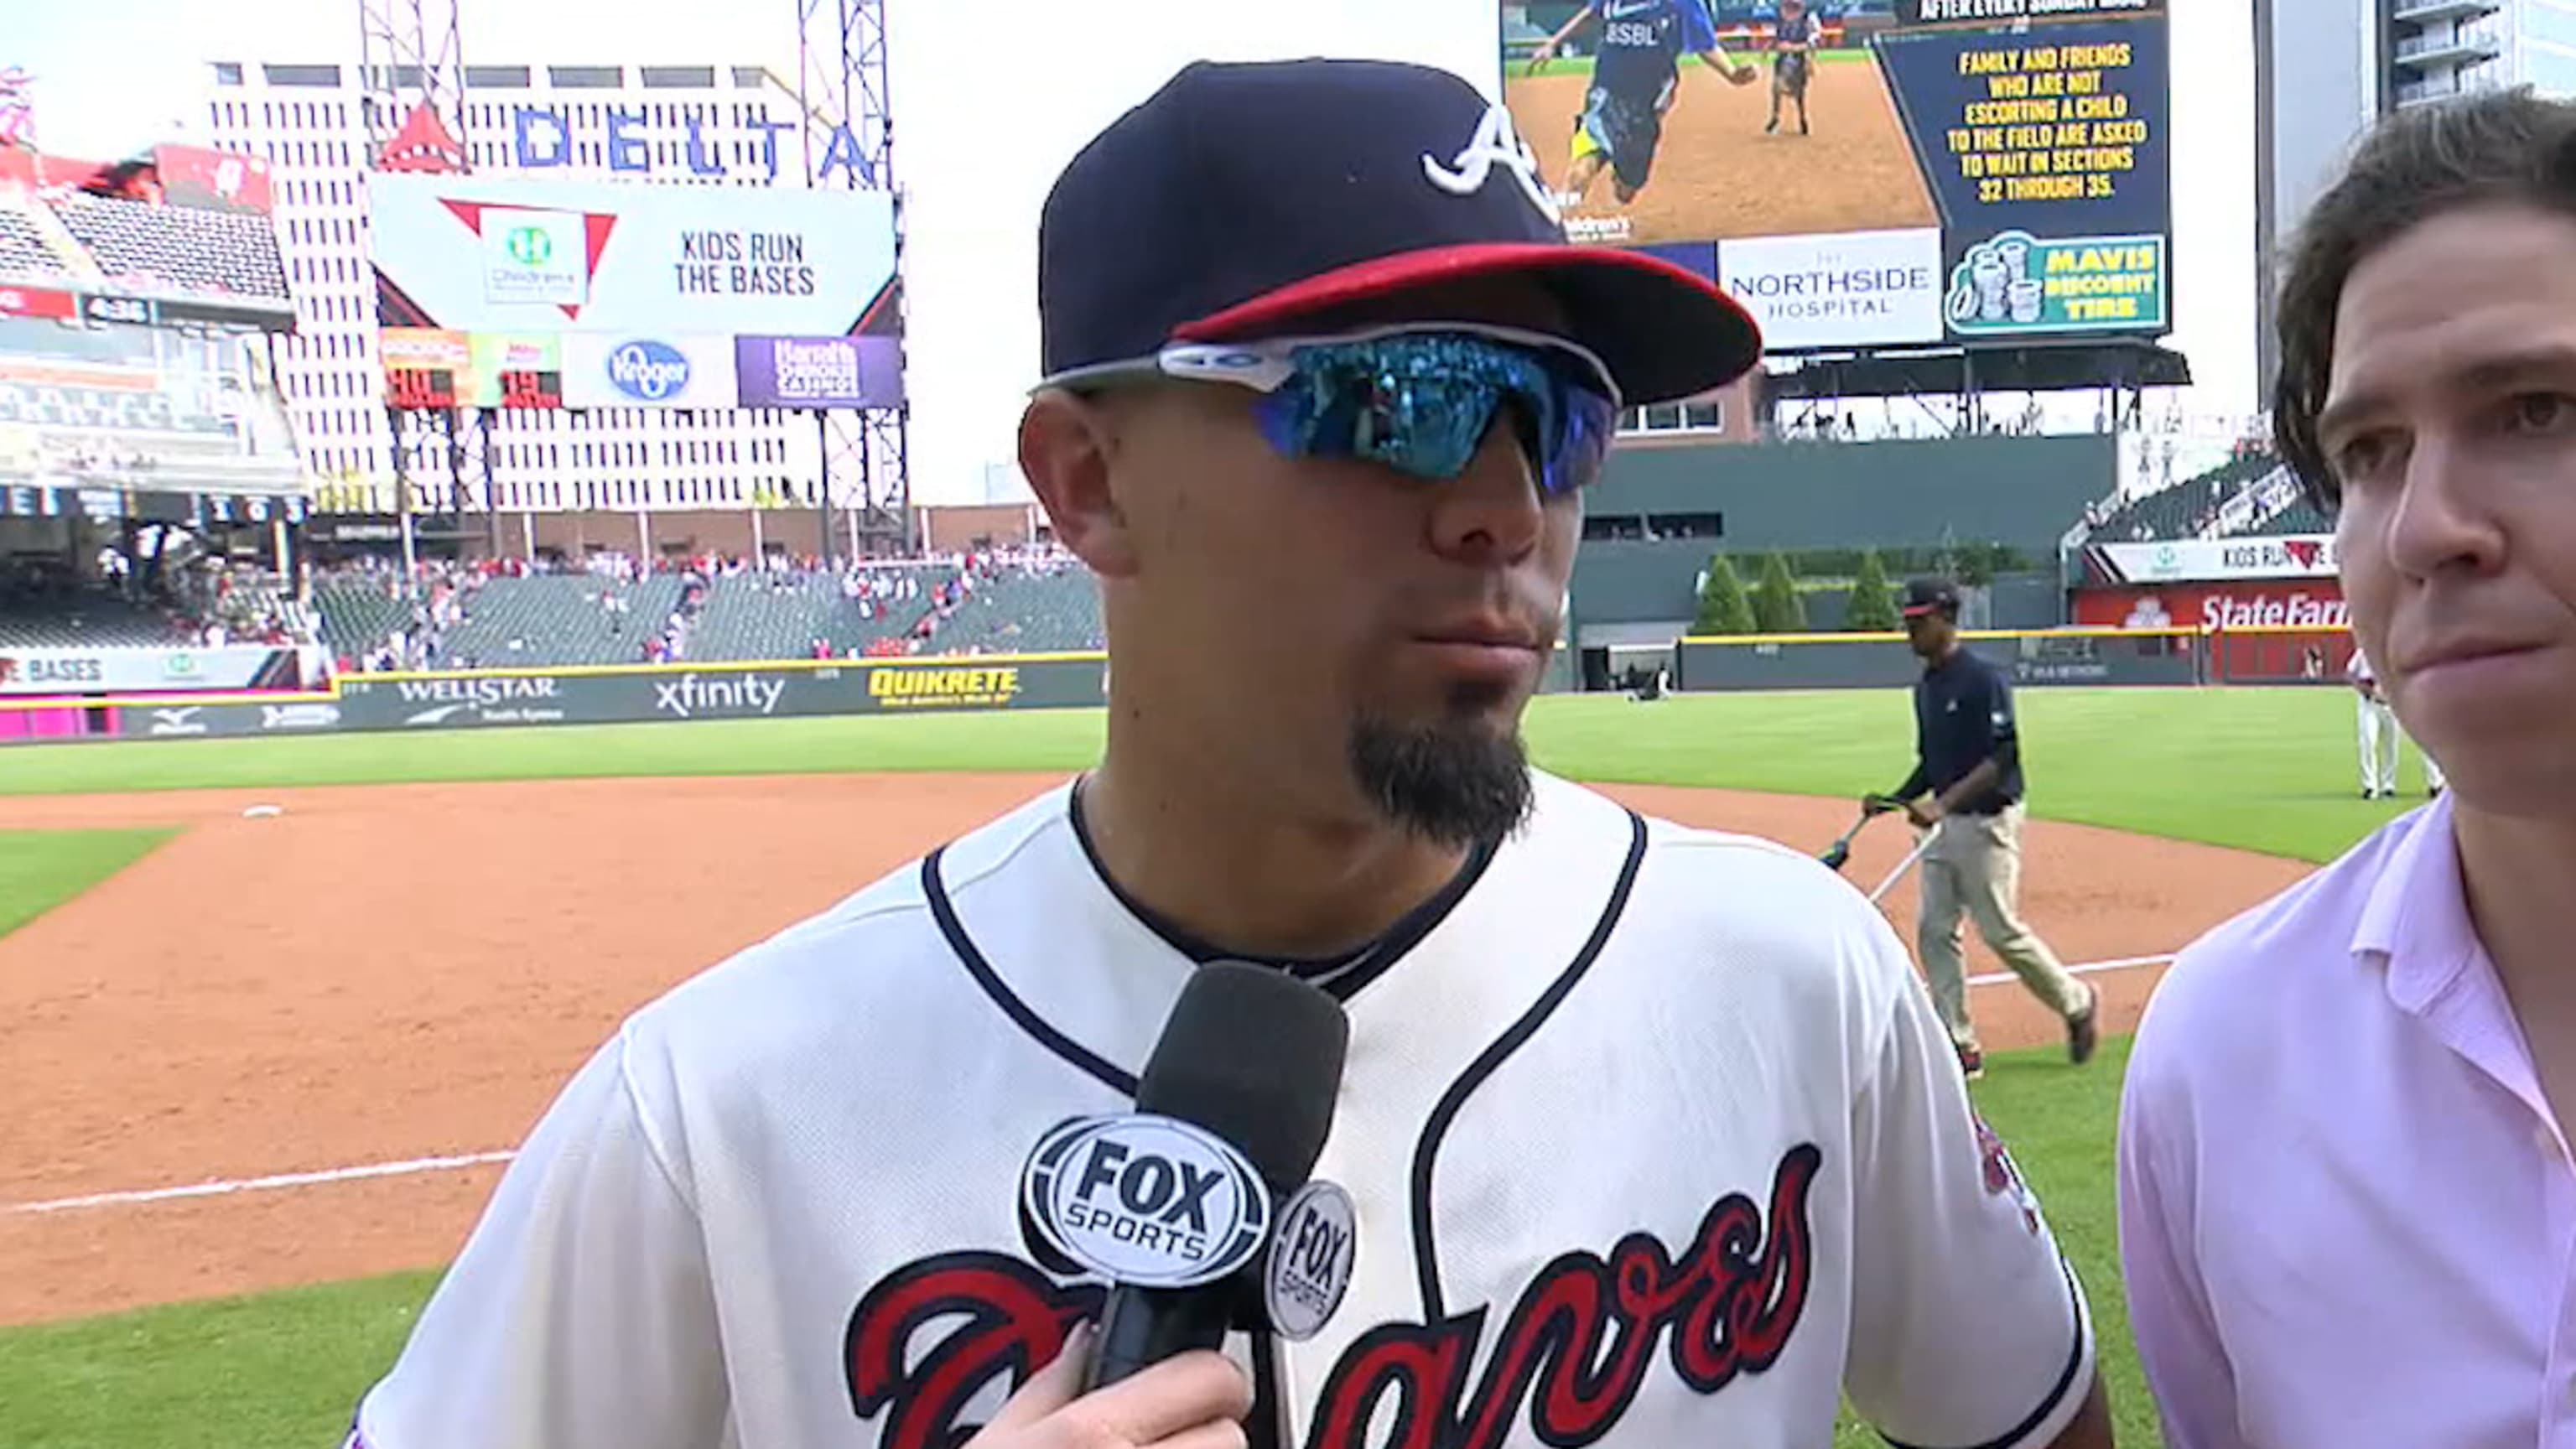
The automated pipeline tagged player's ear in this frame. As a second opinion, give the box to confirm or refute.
[1018,389,1140,579]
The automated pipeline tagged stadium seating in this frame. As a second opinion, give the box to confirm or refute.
[310,576,419,661]
[0,202,72,281]
[2088,449,2285,543]
[688,568,951,661]
[0,591,190,647]
[2247,498,2334,537]
[926,568,1105,655]
[434,574,686,668]
[49,194,289,301]
[303,556,1107,671]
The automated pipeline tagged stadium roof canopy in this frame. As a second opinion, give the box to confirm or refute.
[1757,340,2194,401]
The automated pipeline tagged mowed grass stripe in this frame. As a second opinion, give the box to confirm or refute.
[0,688,2433,865]
[0,828,175,942]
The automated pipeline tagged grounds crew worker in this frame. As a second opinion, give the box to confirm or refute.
[1866,578,2099,1081]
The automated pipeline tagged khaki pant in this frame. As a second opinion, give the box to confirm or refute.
[1916,804,2086,1051]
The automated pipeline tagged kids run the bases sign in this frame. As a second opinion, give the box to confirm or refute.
[366,174,897,340]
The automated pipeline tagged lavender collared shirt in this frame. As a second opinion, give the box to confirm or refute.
[2118,790,2576,1447]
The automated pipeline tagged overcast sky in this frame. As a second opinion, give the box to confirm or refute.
[9,0,2254,506]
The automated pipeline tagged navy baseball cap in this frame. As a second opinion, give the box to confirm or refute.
[1036,57,1763,407]
[1901,578,1963,618]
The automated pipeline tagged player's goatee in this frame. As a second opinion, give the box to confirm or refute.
[1348,715,1535,848]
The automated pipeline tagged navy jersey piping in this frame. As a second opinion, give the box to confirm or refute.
[1877,1251,2092,1449]
[922,846,1139,1098]
[1405,808,1650,1320]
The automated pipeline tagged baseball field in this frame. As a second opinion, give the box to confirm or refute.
[0,684,2440,1448]
[1506,53,1939,247]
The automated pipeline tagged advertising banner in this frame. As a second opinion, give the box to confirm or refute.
[0,284,78,320]
[326,658,1109,731]
[2082,533,2337,584]
[734,335,906,409]
[367,174,899,339]
[2071,579,2349,632]
[1873,16,2171,340]
[0,645,306,696]
[1715,228,1944,351]
[1498,0,2169,351]
[560,333,740,410]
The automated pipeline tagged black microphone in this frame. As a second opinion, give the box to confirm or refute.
[1079,962,1350,1391]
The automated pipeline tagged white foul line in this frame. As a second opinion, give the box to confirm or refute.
[8,955,2181,1220]
[6,1150,517,1216]
[1967,952,2173,988]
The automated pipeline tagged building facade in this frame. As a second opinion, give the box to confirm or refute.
[202,59,847,560]
[2255,0,2573,389]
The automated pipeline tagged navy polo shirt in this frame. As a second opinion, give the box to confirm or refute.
[1898,647,2023,814]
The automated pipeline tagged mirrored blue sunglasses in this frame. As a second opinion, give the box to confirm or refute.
[1046,325,1623,496]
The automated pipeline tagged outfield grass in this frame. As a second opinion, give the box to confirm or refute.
[0,1040,2153,1449]
[0,828,174,942]
[0,688,2428,865]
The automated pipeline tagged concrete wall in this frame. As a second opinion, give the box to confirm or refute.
[1585,432,2115,560]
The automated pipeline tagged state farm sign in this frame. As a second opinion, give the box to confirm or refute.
[2073,580,2349,632]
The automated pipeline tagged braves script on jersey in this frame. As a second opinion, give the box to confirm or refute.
[349,772,2093,1448]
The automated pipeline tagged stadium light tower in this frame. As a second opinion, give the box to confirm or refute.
[357,0,496,567]
[797,0,910,558]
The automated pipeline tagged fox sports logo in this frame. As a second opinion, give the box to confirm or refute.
[608,340,692,402]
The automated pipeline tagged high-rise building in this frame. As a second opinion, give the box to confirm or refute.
[202,59,845,559]
[2254,0,2574,391]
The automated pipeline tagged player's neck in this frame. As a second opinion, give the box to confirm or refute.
[1076,754,1476,963]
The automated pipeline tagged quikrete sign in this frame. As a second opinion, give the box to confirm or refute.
[868,666,1021,709]
[1021,1114,1272,1290]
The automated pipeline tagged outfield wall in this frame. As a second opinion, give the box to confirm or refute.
[1670,625,2340,692]
[0,644,1585,744]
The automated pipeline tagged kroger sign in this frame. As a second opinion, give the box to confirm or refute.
[607,340,692,402]
[510,106,879,187]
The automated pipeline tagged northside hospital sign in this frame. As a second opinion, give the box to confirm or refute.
[502,106,880,187]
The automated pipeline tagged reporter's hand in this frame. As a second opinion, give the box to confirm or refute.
[966,1326,1256,1449]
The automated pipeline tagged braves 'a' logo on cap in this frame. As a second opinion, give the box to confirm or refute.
[1422,103,1561,225]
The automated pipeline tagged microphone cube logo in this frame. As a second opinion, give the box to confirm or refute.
[1264,1180,1357,1342]
[1021,1114,1271,1290]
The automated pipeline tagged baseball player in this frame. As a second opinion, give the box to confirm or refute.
[1765,0,1823,137]
[1867,579,2100,1082]
[1528,0,1760,210]
[341,60,2111,1449]
[2348,641,2444,798]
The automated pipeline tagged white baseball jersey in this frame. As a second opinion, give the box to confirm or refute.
[348,771,2094,1449]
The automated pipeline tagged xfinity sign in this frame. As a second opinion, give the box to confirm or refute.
[652,674,786,719]
[1716,229,1945,351]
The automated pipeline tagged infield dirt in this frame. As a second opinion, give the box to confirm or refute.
[1506,60,1939,247]
[0,772,2311,1325]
